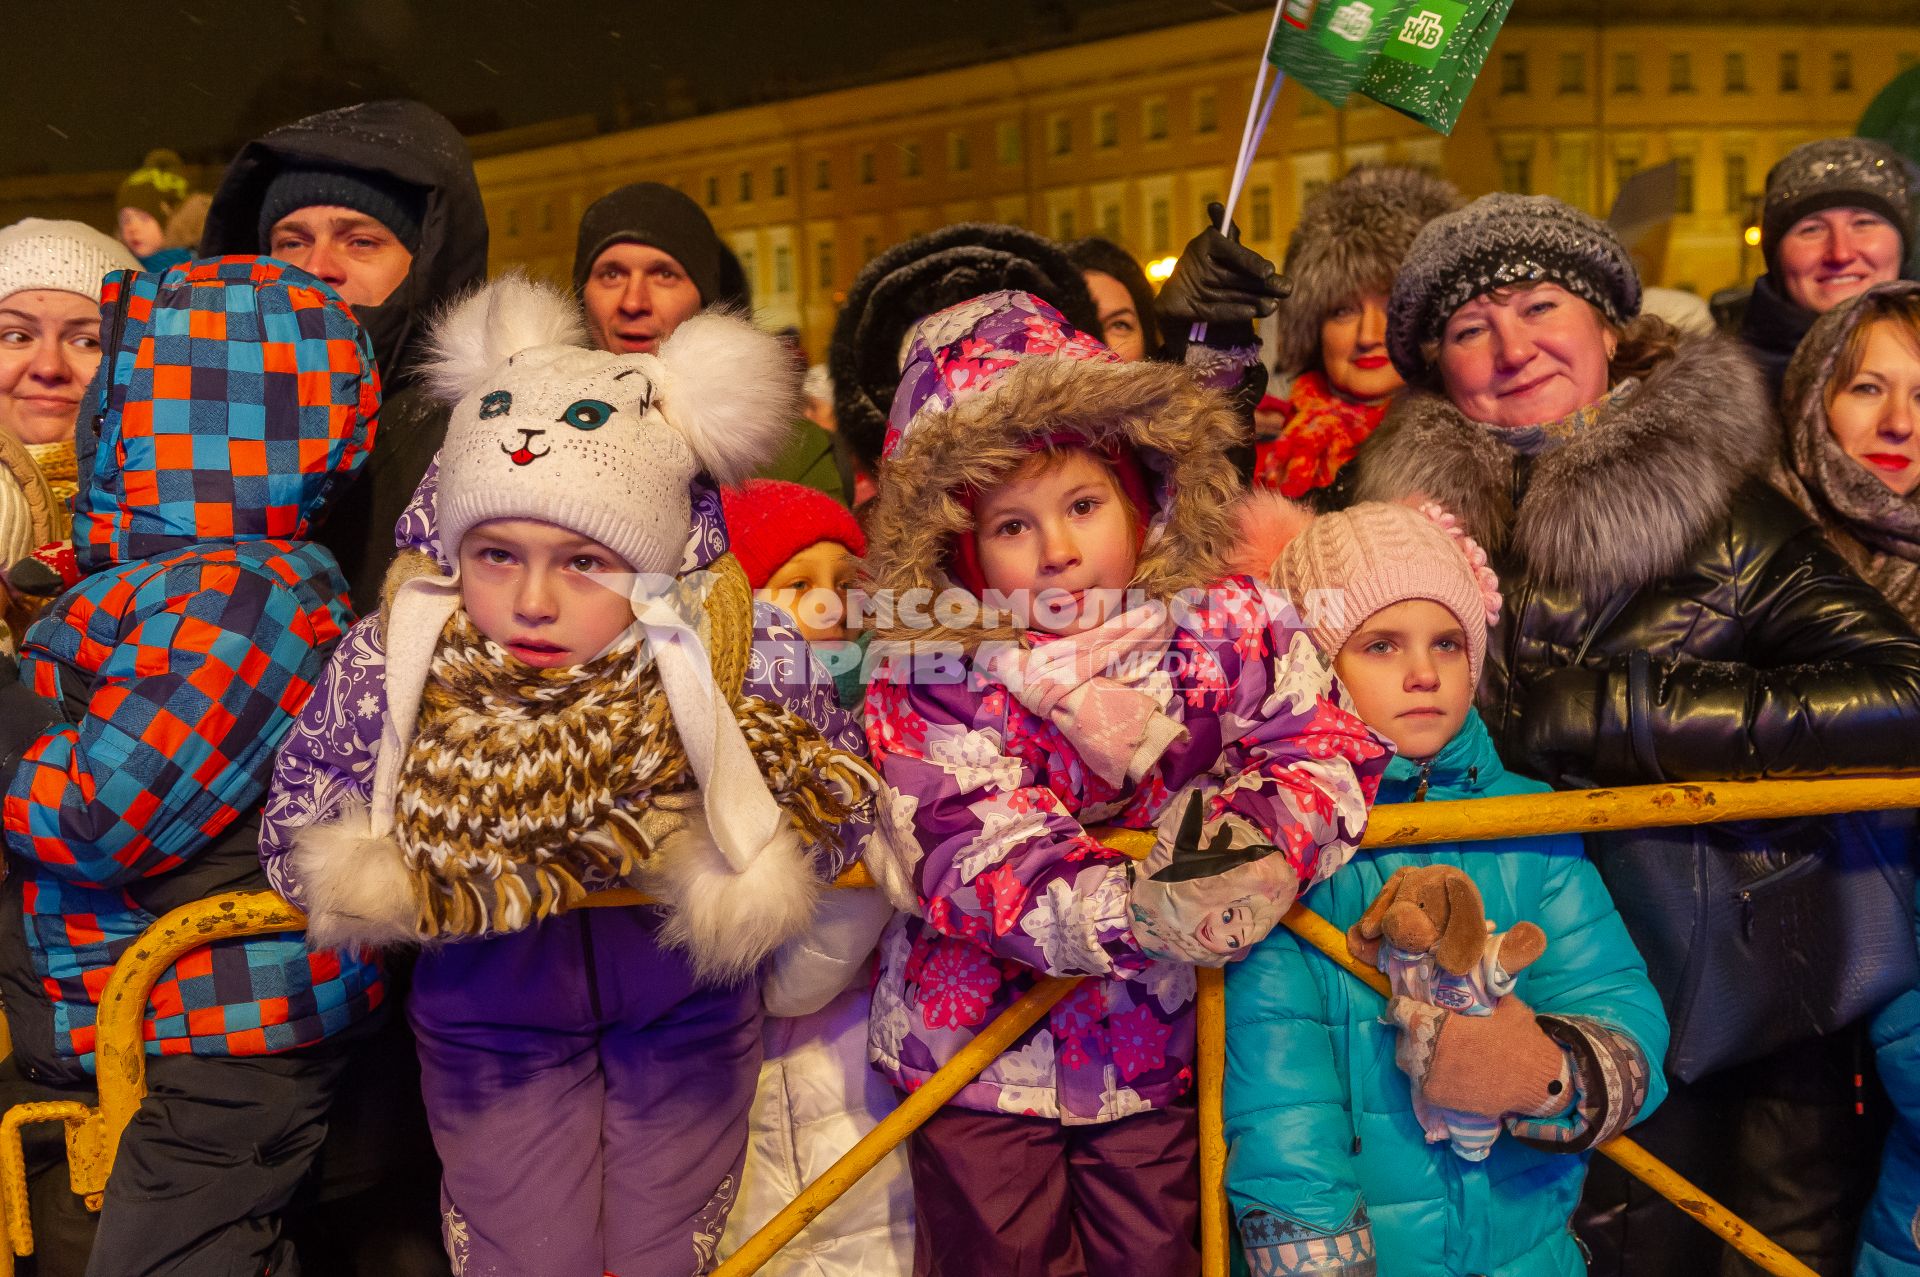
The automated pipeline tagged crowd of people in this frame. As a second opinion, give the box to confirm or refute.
[0,95,1916,1277]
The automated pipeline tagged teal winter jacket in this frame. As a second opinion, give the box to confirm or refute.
[1224,711,1669,1276]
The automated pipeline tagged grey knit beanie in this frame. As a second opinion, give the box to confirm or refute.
[1761,138,1911,274]
[1386,193,1642,384]
[1278,166,1460,376]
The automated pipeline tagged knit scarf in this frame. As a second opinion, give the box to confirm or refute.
[984,603,1186,787]
[1253,371,1391,498]
[1485,378,1639,457]
[393,608,879,939]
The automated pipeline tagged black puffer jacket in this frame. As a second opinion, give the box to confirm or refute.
[201,100,489,613]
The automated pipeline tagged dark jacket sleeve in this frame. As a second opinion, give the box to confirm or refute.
[1528,485,1920,785]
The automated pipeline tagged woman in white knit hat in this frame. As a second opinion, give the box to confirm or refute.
[0,218,137,649]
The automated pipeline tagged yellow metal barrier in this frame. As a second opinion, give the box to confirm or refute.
[11,774,1913,1272]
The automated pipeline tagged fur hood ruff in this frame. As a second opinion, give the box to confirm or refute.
[864,355,1244,650]
[1352,334,1775,598]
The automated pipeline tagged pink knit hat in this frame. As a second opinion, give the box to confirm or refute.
[1236,493,1503,687]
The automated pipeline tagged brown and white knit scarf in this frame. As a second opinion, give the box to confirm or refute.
[393,607,877,939]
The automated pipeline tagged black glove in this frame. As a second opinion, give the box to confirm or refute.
[1155,202,1292,329]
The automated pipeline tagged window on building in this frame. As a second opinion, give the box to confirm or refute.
[858,151,875,185]
[1096,107,1118,148]
[1674,156,1695,214]
[1556,138,1593,210]
[1050,114,1072,157]
[1832,51,1853,92]
[1780,51,1800,91]
[1251,186,1273,241]
[1559,52,1585,94]
[1501,154,1532,194]
[816,240,834,291]
[1613,52,1639,93]
[774,245,792,294]
[1100,202,1122,239]
[1056,208,1075,239]
[814,158,831,191]
[997,120,1022,166]
[1500,52,1527,94]
[504,206,518,237]
[860,234,878,263]
[1195,91,1218,134]
[739,249,756,288]
[949,132,971,172]
[537,201,553,233]
[1150,197,1171,253]
[1669,52,1693,93]
[705,176,720,207]
[901,142,921,178]
[772,165,787,197]
[1304,178,1329,202]
[1724,52,1747,92]
[1724,153,1748,213]
[1144,98,1169,142]
[739,171,753,202]
[1613,155,1638,195]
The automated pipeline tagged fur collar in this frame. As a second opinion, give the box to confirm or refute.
[1351,334,1775,597]
[864,356,1244,649]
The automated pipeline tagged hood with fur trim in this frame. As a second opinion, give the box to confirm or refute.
[866,335,1244,649]
[1277,166,1461,376]
[1350,334,1776,599]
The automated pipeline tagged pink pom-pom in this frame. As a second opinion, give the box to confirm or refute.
[1230,490,1316,583]
[1416,501,1503,628]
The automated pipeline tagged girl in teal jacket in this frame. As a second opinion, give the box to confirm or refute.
[1225,497,1669,1275]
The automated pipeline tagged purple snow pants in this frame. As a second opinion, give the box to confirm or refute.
[409,905,762,1277]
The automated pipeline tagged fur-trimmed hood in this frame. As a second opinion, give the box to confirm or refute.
[1277,166,1460,376]
[1350,334,1776,598]
[866,357,1244,650]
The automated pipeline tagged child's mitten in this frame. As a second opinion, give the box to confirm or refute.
[1388,994,1574,1120]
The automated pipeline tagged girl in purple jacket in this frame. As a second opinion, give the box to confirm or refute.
[856,290,1389,1276]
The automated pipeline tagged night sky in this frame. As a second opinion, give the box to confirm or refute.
[1,0,1234,178]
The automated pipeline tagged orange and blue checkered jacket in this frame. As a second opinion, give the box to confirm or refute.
[0,258,384,1071]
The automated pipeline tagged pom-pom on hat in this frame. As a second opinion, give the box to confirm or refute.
[1239,493,1503,688]
[720,479,866,590]
[1387,193,1641,385]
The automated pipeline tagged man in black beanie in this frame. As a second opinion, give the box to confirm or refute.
[574,182,848,500]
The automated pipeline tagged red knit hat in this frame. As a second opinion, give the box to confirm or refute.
[720,480,867,589]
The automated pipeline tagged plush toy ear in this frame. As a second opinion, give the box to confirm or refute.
[1355,867,1410,941]
[421,272,586,407]
[650,309,804,486]
[1434,868,1489,977]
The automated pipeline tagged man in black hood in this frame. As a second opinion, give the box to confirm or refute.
[202,99,489,612]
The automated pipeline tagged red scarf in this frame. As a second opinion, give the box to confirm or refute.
[1252,371,1390,499]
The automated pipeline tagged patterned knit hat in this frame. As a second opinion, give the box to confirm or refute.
[1762,138,1912,274]
[115,149,193,223]
[720,479,866,589]
[0,218,138,305]
[1387,193,1642,384]
[1278,166,1460,376]
[1250,496,1503,688]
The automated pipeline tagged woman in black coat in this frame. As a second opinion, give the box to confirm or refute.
[1349,192,1920,1277]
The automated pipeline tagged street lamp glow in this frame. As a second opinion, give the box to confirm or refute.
[1743,225,1762,247]
[1146,256,1178,283]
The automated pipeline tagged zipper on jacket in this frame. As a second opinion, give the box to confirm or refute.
[1412,761,1434,802]
[91,280,137,438]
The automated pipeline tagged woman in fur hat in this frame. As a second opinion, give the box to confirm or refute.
[1254,166,1459,508]
[1346,192,1920,1277]
[261,275,897,1276]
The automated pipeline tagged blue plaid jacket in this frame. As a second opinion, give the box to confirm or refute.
[0,258,384,1070]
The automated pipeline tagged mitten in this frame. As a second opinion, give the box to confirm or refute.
[1128,792,1301,965]
[1388,994,1574,1120]
[1154,202,1292,330]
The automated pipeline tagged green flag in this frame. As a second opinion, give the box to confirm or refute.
[1266,0,1514,135]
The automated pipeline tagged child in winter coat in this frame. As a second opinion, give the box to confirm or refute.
[260,276,897,1277]
[716,476,912,1276]
[1223,497,1669,1277]
[858,289,1387,1277]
